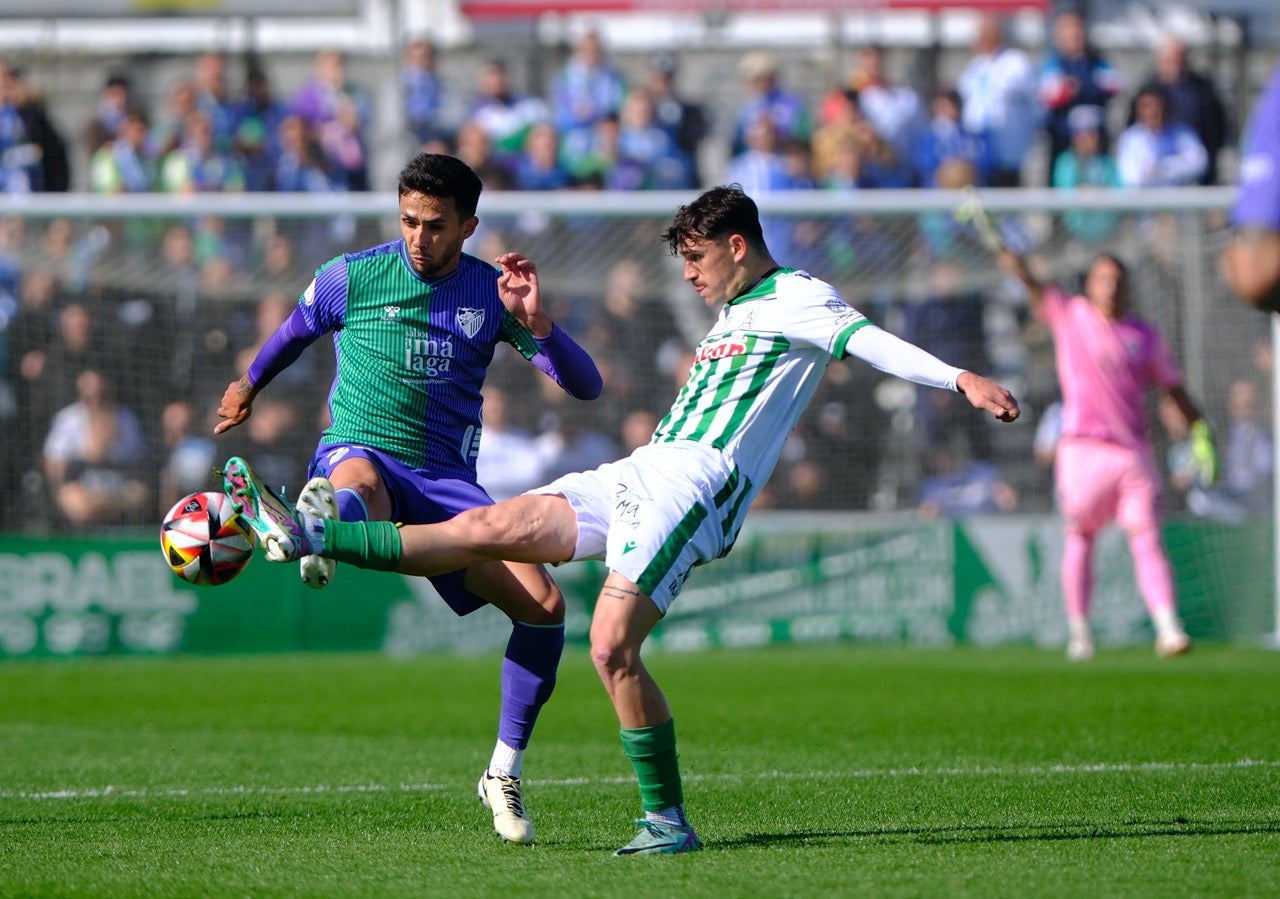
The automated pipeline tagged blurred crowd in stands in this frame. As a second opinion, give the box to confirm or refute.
[0,9,1273,533]
[0,11,1236,198]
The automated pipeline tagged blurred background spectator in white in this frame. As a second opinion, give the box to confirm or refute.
[42,368,149,527]
[1115,85,1207,187]
[958,13,1040,187]
[1130,33,1227,186]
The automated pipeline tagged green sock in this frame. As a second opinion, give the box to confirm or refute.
[620,719,683,813]
[322,520,402,572]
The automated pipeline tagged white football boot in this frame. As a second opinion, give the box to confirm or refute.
[478,771,535,844]
[1066,635,1095,662]
[297,477,338,589]
[1155,629,1192,658]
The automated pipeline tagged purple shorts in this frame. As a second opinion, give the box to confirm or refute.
[309,443,495,616]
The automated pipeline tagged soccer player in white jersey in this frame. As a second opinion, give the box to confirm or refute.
[222,184,1020,855]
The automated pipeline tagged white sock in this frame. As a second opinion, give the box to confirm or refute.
[488,740,523,779]
[299,511,325,555]
[1068,617,1092,642]
[1152,608,1184,639]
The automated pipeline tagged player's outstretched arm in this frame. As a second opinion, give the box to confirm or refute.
[846,325,1019,423]
[956,371,1021,423]
[214,305,325,435]
[995,248,1045,313]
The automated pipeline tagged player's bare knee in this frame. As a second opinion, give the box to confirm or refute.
[331,458,382,495]
[526,582,565,625]
[588,640,636,686]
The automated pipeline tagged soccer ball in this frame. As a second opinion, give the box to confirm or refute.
[160,491,256,586]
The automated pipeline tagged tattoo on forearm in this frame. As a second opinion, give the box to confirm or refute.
[237,375,253,398]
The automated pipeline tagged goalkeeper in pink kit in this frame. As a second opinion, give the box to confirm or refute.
[997,249,1218,660]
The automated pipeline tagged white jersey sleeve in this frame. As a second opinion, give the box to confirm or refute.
[844,324,965,391]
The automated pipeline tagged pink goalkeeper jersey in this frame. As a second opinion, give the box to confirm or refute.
[1038,286,1182,450]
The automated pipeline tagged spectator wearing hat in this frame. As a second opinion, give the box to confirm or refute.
[1052,105,1121,244]
[730,51,810,157]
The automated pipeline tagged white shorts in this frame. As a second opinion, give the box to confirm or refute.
[529,442,748,614]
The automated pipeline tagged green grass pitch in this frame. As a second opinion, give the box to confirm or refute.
[2,645,1278,897]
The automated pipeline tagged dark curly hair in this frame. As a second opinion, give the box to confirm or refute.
[661,184,769,256]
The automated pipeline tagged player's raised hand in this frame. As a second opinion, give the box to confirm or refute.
[956,371,1020,423]
[214,375,256,435]
[496,252,552,337]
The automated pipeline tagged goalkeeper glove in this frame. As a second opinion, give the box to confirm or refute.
[1189,419,1220,487]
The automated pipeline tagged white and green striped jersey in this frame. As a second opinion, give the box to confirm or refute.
[652,267,871,496]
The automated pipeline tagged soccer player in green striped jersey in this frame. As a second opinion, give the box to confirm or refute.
[223,184,1020,855]
[215,153,602,845]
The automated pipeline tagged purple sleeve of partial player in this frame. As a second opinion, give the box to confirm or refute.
[245,305,324,390]
[247,258,348,389]
[530,324,603,400]
[1233,65,1280,230]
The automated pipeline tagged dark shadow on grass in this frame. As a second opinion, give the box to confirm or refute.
[720,818,1280,849]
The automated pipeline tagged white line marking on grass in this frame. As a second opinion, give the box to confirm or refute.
[0,783,451,802]
[3,759,1277,803]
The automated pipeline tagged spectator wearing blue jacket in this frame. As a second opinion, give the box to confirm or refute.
[914,88,990,187]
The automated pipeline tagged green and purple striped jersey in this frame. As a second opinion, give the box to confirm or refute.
[300,241,543,476]
[653,267,871,493]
